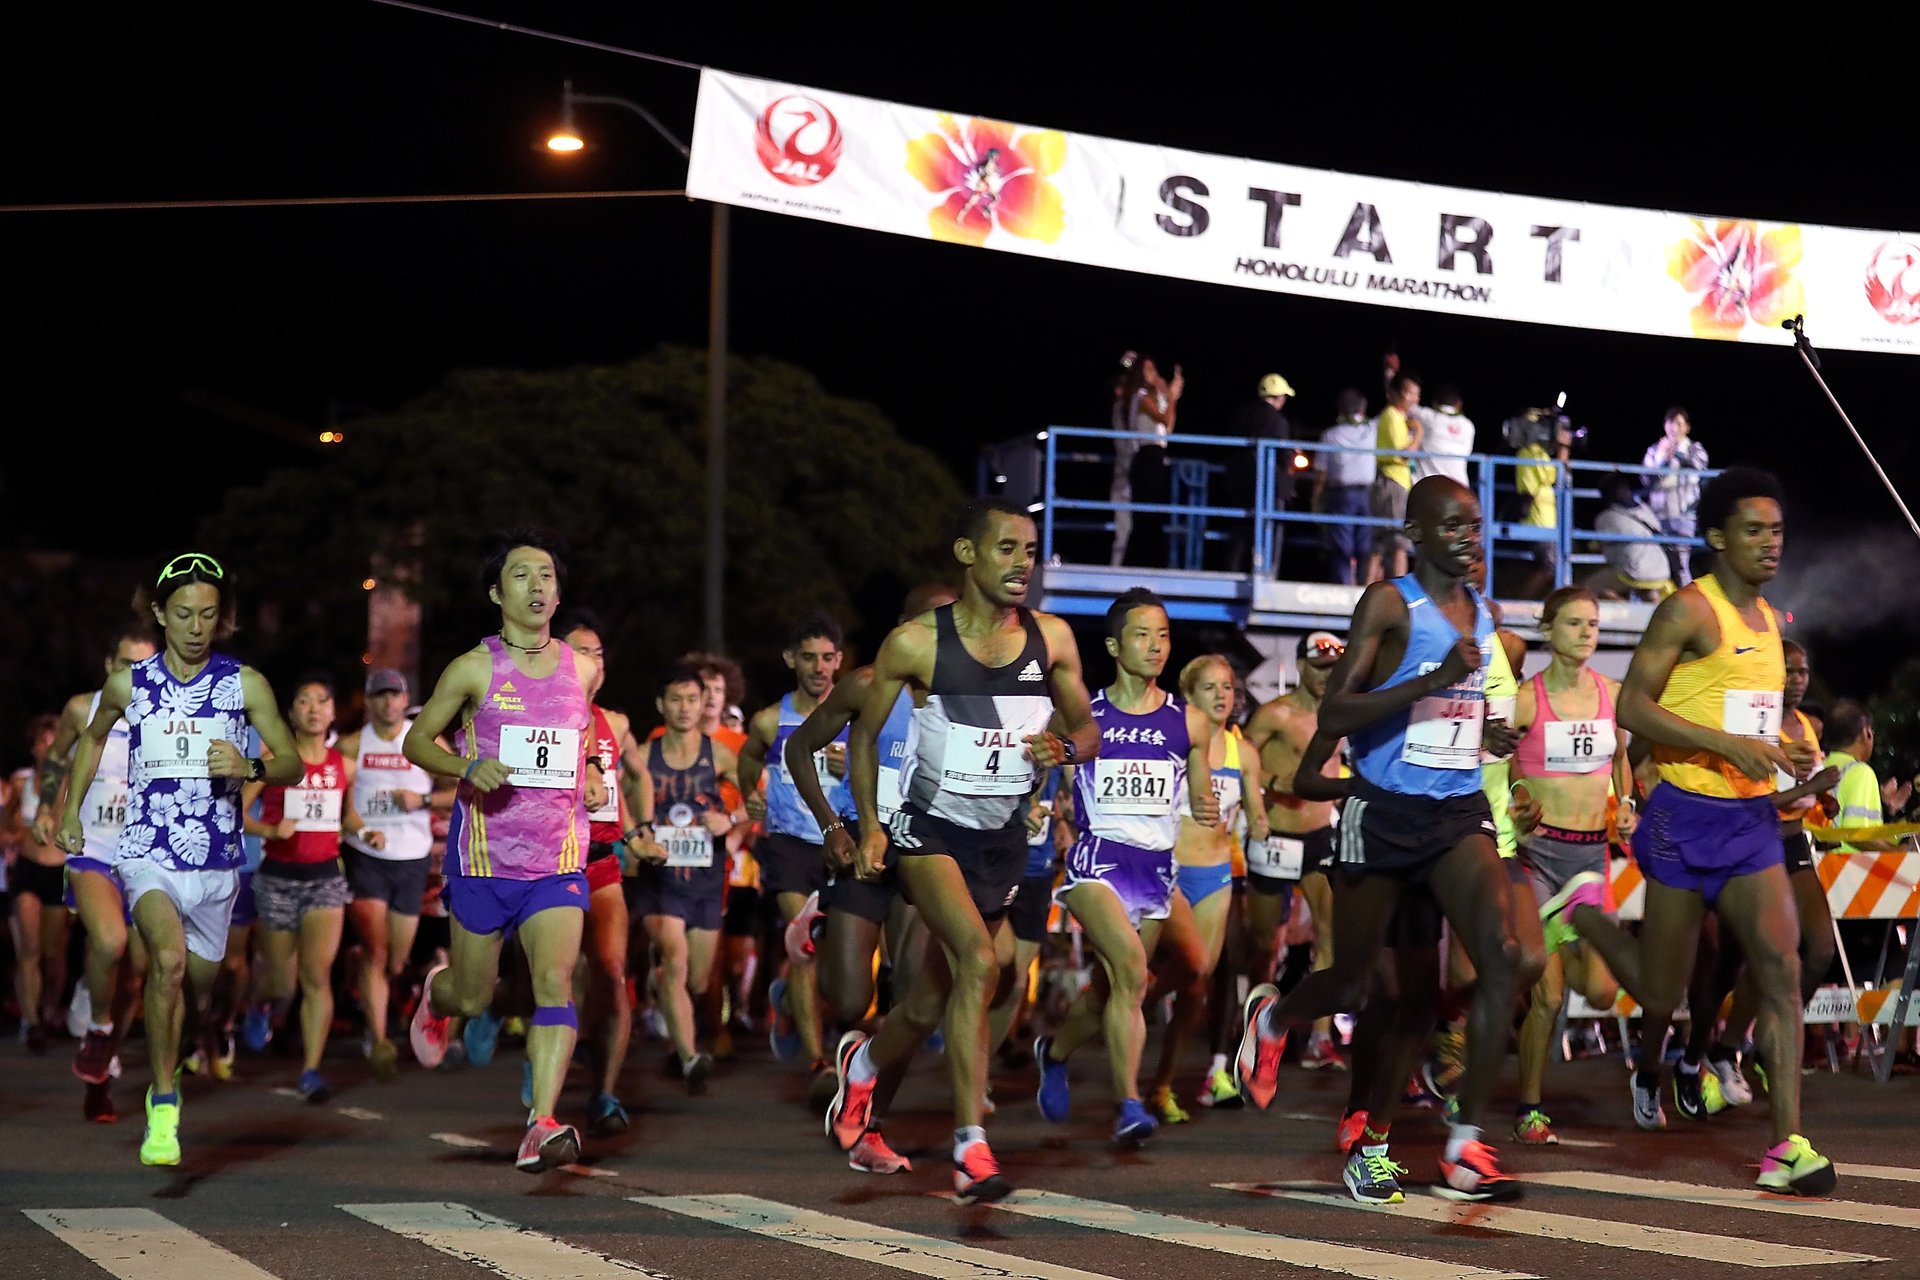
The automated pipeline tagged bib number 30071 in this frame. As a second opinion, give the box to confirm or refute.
[499,726,581,789]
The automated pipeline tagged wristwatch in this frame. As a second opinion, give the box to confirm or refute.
[1060,735,1077,764]
[246,756,267,782]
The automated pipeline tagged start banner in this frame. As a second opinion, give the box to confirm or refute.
[688,68,1920,356]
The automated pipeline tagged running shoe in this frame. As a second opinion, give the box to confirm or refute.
[140,1088,181,1167]
[1234,983,1286,1111]
[825,1030,874,1151]
[1301,1032,1347,1072]
[1114,1098,1158,1146]
[1420,1025,1466,1097]
[368,1038,399,1083]
[808,1059,840,1114]
[1701,1067,1728,1115]
[521,1058,534,1109]
[768,977,803,1063]
[1403,1072,1441,1110]
[1513,1109,1558,1145]
[953,1137,1011,1202]
[1336,1109,1369,1155]
[67,983,92,1040]
[1631,1071,1667,1130]
[1710,1055,1754,1107]
[1198,1067,1243,1110]
[1672,1064,1711,1122]
[1435,1138,1521,1203]
[211,1032,236,1082]
[1033,1036,1071,1122]
[297,1069,331,1104]
[847,1123,913,1174]
[783,891,824,965]
[74,1028,116,1085]
[1539,871,1605,953]
[515,1115,580,1172]
[408,964,452,1068]
[1148,1085,1190,1125]
[1344,1144,1407,1205]
[1756,1133,1838,1197]
[463,1007,504,1067]
[684,1051,714,1096]
[83,1081,116,1124]
[242,1004,273,1053]
[587,1092,630,1137]
[1751,1054,1772,1097]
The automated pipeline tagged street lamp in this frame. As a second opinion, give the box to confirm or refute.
[547,79,730,654]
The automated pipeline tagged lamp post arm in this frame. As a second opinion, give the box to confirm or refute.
[564,90,690,158]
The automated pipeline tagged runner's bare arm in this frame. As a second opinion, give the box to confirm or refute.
[1616,591,1789,781]
[234,668,303,785]
[340,756,379,844]
[1242,701,1283,758]
[1240,734,1270,841]
[240,780,274,838]
[851,620,930,877]
[1033,612,1099,767]
[1185,704,1220,824]
[1318,583,1475,738]
[737,704,777,799]
[787,667,868,832]
[35,691,89,815]
[405,649,503,787]
[55,671,132,851]
[1291,731,1350,803]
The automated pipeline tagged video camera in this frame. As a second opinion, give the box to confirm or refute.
[1501,392,1591,452]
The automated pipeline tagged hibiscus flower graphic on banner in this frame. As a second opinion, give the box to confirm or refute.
[1666,218,1806,339]
[905,115,1065,247]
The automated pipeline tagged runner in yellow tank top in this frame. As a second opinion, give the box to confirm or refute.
[1547,468,1833,1196]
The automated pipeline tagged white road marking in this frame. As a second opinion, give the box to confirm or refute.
[637,1193,1122,1279]
[341,1201,671,1280]
[25,1208,281,1280]
[1842,1164,1920,1184]
[990,1188,1533,1280]
[1531,1170,1920,1229]
[1272,1110,1609,1149]
[430,1131,490,1148]
[336,1106,384,1121]
[1225,1182,1884,1268]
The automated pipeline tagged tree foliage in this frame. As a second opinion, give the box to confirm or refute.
[198,346,966,713]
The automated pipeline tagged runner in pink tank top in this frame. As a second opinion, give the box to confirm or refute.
[401,533,605,1175]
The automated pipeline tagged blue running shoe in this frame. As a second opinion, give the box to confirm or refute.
[1034,1036,1070,1123]
[521,1057,534,1110]
[1113,1097,1158,1146]
[768,978,803,1063]
[587,1091,630,1138]
[925,1029,945,1055]
[297,1069,331,1104]
[464,1008,504,1068]
[242,1005,272,1053]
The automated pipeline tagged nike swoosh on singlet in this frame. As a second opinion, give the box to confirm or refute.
[1733,646,1759,654]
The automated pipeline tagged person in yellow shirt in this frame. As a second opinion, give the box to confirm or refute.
[1366,373,1424,582]
[1515,420,1571,597]
[1818,700,1912,854]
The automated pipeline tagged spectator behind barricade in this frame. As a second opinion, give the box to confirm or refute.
[1413,384,1475,486]
[1314,388,1376,585]
[1584,474,1675,602]
[1367,372,1422,581]
[1223,372,1299,575]
[1819,701,1914,854]
[1515,416,1571,598]
[1642,405,1710,587]
[1109,351,1182,567]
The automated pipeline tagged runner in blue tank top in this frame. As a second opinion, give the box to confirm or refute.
[784,583,959,1177]
[739,613,846,1077]
[55,553,302,1169]
[1234,477,1529,1206]
[826,498,1100,1205]
[1033,587,1214,1146]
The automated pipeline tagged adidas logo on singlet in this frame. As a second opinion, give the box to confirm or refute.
[1017,660,1044,682]
[500,681,517,692]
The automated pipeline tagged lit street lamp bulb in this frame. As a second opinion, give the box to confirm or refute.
[546,132,585,153]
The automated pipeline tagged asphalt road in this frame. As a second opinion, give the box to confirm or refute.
[2,1026,1914,1280]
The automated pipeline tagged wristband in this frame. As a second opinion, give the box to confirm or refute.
[463,759,480,782]
[1060,735,1077,764]
[622,825,652,842]
[822,819,847,837]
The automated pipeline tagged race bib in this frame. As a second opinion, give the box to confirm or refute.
[286,786,343,833]
[655,824,713,868]
[1723,691,1782,741]
[1210,771,1242,822]
[1481,695,1517,765]
[499,726,581,790]
[876,765,905,824]
[1094,758,1177,816]
[585,758,621,822]
[940,724,1034,796]
[84,789,129,842]
[1402,693,1484,769]
[1248,835,1305,879]
[362,789,411,821]
[812,748,838,788]
[137,719,214,779]
[1543,720,1616,775]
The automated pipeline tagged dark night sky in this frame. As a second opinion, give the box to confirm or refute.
[6,5,1916,697]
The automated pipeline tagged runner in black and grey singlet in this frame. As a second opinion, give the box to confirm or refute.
[825,498,1101,1204]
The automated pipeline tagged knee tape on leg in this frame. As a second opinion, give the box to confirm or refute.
[532,1003,578,1030]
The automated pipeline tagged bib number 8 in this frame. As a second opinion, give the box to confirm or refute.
[536,745,550,769]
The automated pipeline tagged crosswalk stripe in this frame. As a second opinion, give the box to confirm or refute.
[24,1208,281,1280]
[1221,1182,1885,1268]
[1530,1171,1920,1229]
[1842,1164,1920,1184]
[635,1193,1120,1280]
[989,1188,1531,1280]
[340,1202,671,1280]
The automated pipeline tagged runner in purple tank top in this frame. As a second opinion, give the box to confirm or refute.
[403,532,603,1174]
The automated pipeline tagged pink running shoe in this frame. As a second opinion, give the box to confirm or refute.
[516,1115,581,1172]
[1234,983,1287,1110]
[825,1030,875,1152]
[784,891,824,966]
[409,963,452,1068]
[847,1123,912,1174]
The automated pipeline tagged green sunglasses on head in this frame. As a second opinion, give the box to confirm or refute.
[156,552,225,588]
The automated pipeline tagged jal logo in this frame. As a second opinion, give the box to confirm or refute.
[971,729,1022,749]
[1866,237,1920,326]
[755,94,843,187]
[161,720,204,735]
[523,729,568,745]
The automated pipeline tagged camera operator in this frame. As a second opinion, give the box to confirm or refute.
[1641,405,1709,586]
[1314,388,1375,585]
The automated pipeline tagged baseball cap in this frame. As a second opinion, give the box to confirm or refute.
[1296,631,1346,663]
[1258,373,1296,398]
[365,668,408,696]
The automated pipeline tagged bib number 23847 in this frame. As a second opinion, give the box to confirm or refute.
[499,726,581,789]
[1095,758,1176,816]
[942,726,1034,796]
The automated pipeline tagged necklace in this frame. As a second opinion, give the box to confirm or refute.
[499,631,552,653]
